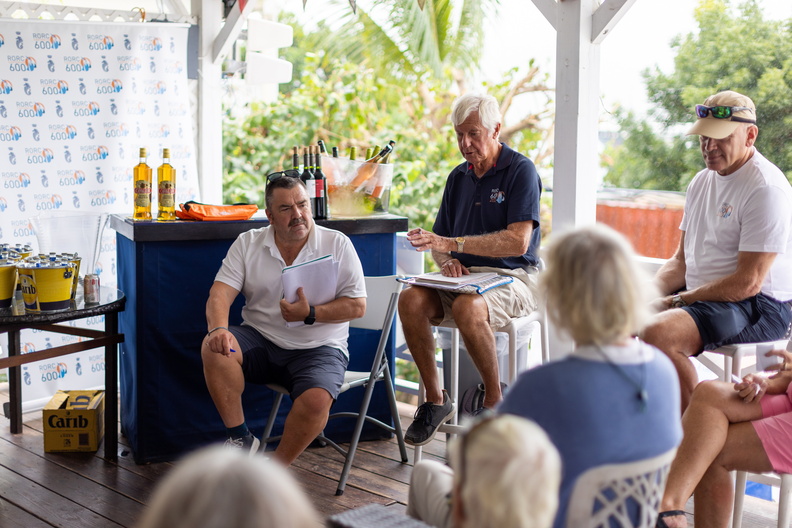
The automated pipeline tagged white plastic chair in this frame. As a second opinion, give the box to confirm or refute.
[565,448,677,528]
[733,471,792,528]
[260,275,409,496]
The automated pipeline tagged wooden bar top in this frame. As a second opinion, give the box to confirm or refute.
[110,214,409,242]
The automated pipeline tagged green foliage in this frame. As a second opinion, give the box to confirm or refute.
[605,0,792,190]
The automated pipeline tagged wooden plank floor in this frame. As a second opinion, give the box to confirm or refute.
[0,388,783,527]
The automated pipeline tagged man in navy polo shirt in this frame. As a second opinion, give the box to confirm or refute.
[399,92,543,446]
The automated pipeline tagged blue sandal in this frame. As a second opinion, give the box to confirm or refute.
[656,510,686,527]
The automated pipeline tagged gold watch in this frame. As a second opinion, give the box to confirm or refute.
[455,236,465,253]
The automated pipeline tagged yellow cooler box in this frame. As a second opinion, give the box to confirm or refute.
[43,390,105,452]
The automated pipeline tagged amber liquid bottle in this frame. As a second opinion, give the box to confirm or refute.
[133,148,152,221]
[157,148,176,221]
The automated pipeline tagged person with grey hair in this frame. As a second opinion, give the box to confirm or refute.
[641,90,792,413]
[399,92,543,446]
[136,445,320,528]
[498,223,682,528]
[407,414,561,528]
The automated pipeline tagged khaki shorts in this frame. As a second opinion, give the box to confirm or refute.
[429,266,539,331]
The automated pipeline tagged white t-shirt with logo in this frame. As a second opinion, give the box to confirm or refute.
[680,149,792,301]
[214,225,366,357]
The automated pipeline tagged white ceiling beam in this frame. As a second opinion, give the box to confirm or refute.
[591,0,637,44]
[531,0,558,31]
[211,0,255,64]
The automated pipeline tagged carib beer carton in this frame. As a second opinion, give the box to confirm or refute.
[43,390,105,452]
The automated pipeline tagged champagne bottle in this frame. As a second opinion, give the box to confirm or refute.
[364,147,373,160]
[133,147,152,221]
[157,148,176,221]
[350,141,395,189]
[317,140,328,155]
[314,146,328,220]
[301,147,316,205]
[348,146,357,161]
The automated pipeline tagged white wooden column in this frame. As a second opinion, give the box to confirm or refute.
[193,0,223,202]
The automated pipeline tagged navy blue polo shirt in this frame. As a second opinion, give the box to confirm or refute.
[432,143,542,269]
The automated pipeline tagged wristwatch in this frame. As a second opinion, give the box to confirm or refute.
[304,305,316,325]
[671,294,687,308]
[455,236,465,253]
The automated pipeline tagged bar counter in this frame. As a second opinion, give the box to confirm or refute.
[110,213,408,463]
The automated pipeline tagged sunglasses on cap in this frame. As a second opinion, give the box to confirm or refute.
[695,105,756,123]
[266,169,301,183]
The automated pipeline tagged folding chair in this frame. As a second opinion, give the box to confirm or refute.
[565,448,677,528]
[260,275,409,496]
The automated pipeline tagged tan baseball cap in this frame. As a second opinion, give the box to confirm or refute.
[686,90,757,139]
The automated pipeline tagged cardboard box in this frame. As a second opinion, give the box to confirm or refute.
[43,390,105,453]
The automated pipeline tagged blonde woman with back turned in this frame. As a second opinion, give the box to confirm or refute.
[407,414,561,528]
[136,445,319,528]
[499,223,683,528]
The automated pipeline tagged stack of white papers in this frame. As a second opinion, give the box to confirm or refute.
[281,255,339,327]
[412,271,498,286]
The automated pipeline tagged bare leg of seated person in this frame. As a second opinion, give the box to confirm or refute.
[202,338,261,454]
[399,286,456,446]
[273,387,333,466]
[658,381,771,528]
[452,293,502,408]
[641,309,703,413]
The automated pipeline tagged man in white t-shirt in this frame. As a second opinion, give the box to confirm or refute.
[201,174,366,465]
[642,90,792,412]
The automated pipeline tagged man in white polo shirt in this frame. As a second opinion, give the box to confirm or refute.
[201,173,366,465]
[642,90,792,412]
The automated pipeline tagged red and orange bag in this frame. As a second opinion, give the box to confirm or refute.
[175,201,259,221]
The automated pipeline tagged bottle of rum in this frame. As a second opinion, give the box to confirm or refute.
[157,148,176,221]
[133,147,152,221]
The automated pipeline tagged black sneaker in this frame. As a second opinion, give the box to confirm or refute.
[224,433,260,456]
[405,390,456,446]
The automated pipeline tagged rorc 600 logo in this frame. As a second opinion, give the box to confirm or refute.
[25,147,55,164]
[80,145,109,161]
[87,34,114,51]
[33,193,63,211]
[117,55,142,71]
[57,169,86,186]
[40,78,68,95]
[144,80,167,95]
[63,56,91,72]
[2,171,31,189]
[104,122,129,138]
[49,124,78,141]
[0,79,12,94]
[95,78,123,94]
[72,100,100,117]
[7,56,37,72]
[89,189,117,206]
[0,125,22,141]
[39,361,68,382]
[139,36,163,52]
[16,101,45,118]
[33,33,62,50]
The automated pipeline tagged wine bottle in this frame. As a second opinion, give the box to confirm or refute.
[133,147,152,221]
[314,146,328,220]
[156,148,176,221]
[350,141,395,189]
[292,146,300,170]
[332,146,339,158]
[364,147,373,160]
[301,147,316,206]
[317,140,328,155]
[348,146,357,161]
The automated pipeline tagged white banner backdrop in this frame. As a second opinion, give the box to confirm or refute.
[0,19,199,410]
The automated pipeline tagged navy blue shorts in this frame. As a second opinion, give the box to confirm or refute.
[681,293,792,354]
[229,325,348,400]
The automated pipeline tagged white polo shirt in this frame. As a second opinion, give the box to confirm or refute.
[214,224,366,357]
[681,149,792,301]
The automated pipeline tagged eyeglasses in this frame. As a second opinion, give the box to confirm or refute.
[266,169,301,183]
[695,105,756,123]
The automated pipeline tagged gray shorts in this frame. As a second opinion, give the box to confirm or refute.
[229,325,348,400]
[430,266,540,331]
